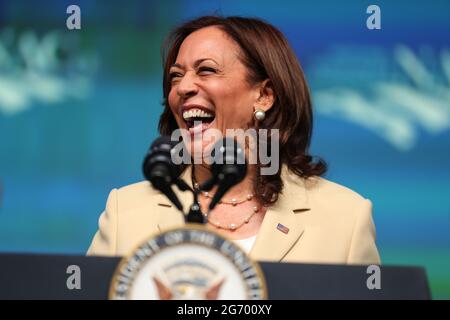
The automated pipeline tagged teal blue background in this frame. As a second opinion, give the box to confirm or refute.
[0,0,449,298]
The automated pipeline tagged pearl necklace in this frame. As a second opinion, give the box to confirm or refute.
[193,182,255,206]
[192,174,260,230]
[203,205,260,231]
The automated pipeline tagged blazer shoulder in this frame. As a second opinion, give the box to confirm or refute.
[299,176,375,241]
[298,174,372,222]
[114,180,163,212]
[118,180,154,194]
[304,176,369,204]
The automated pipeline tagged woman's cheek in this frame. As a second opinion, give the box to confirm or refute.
[222,109,243,129]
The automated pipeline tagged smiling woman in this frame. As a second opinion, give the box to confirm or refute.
[88,16,380,266]
[159,17,327,208]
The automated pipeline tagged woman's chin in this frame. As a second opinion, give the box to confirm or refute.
[188,139,216,164]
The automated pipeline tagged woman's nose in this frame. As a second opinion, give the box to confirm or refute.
[176,72,199,98]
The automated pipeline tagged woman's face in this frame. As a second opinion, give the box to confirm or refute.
[168,26,260,157]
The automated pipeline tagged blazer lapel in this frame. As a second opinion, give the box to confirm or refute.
[249,169,311,262]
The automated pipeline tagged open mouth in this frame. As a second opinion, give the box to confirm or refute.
[182,107,215,132]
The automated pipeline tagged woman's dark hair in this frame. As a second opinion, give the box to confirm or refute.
[159,15,327,205]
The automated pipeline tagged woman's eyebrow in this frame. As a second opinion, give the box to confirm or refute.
[170,58,219,69]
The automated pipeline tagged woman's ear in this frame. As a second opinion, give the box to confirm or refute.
[254,79,275,112]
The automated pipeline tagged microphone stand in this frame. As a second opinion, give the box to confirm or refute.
[186,190,205,224]
[173,178,205,224]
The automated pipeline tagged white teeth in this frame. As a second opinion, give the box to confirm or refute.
[182,108,214,120]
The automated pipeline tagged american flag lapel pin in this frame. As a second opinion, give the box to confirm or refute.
[276,223,289,234]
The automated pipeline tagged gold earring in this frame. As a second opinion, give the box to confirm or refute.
[253,109,266,121]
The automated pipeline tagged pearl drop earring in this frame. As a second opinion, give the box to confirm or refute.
[253,109,266,121]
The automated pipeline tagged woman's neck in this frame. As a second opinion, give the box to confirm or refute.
[192,164,256,200]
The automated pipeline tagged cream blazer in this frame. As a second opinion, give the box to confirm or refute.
[87,167,380,265]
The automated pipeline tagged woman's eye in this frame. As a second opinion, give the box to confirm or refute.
[169,72,183,80]
[198,67,216,74]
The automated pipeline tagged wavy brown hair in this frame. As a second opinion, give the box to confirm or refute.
[159,15,326,205]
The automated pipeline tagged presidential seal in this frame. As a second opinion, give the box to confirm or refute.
[109,225,267,300]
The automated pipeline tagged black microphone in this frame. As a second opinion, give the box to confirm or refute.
[201,138,247,211]
[142,136,185,212]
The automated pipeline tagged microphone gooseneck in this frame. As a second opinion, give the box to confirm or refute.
[142,136,185,212]
[143,136,248,224]
[199,138,247,212]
